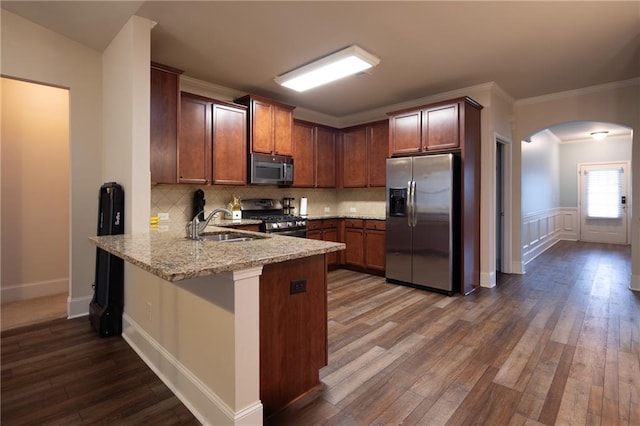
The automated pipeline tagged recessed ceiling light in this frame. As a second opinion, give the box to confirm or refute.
[274,45,380,92]
[590,131,609,140]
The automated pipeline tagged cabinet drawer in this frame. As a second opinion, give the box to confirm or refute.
[323,219,338,229]
[365,220,386,230]
[307,220,323,231]
[344,219,364,229]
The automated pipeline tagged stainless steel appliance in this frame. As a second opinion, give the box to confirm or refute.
[249,153,293,186]
[241,198,307,237]
[386,153,460,294]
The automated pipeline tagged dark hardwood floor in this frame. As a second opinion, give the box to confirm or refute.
[2,241,638,425]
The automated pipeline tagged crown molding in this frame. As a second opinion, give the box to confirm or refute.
[514,78,640,107]
[179,75,245,102]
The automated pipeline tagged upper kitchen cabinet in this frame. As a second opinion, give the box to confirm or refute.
[235,95,295,156]
[292,120,337,188]
[388,97,481,156]
[178,92,247,185]
[150,63,183,184]
[341,120,389,188]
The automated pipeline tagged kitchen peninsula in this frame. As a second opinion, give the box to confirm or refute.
[89,227,344,425]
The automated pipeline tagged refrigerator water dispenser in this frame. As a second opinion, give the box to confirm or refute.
[389,188,407,217]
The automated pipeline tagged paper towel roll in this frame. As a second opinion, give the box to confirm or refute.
[300,197,308,216]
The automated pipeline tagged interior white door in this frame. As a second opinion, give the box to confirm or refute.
[579,162,629,244]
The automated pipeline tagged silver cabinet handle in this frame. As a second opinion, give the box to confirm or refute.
[407,180,413,227]
[411,180,417,227]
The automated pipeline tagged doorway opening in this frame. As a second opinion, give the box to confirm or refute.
[496,140,505,274]
[1,77,70,330]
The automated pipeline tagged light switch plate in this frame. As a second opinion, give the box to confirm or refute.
[158,212,169,221]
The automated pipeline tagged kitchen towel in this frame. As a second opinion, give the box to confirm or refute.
[300,197,308,216]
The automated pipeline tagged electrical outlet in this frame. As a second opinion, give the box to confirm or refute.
[158,212,169,221]
[290,279,307,294]
[146,302,152,322]
[324,207,331,213]
[349,207,357,212]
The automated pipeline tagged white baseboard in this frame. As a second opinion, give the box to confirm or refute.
[68,295,92,318]
[631,274,640,292]
[1,278,68,304]
[511,261,525,274]
[121,313,263,426]
[480,271,496,288]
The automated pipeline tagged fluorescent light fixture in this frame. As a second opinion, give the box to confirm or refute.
[274,45,380,92]
[590,131,609,140]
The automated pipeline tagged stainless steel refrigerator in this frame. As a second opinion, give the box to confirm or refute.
[386,154,460,294]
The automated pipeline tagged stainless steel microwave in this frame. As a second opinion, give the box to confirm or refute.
[249,153,294,185]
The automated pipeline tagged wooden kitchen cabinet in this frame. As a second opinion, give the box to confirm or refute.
[235,94,295,156]
[344,219,365,268]
[342,219,385,274]
[342,128,368,188]
[292,121,315,187]
[388,98,474,156]
[316,126,337,188]
[308,219,339,267]
[367,120,388,187]
[292,120,337,188]
[150,63,183,184]
[364,220,386,272]
[178,92,247,185]
[341,120,388,188]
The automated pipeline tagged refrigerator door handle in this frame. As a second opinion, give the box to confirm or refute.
[407,180,413,227]
[411,180,417,227]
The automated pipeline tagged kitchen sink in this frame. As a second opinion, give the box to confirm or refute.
[196,231,267,242]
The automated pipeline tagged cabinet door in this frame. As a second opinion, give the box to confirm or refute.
[344,227,365,267]
[322,226,339,267]
[365,229,386,271]
[316,127,336,188]
[389,110,422,155]
[424,103,459,151]
[342,128,367,188]
[292,121,315,187]
[274,105,293,156]
[212,104,246,185]
[178,93,211,184]
[251,99,274,154]
[150,66,180,184]
[367,121,388,187]
[307,230,322,240]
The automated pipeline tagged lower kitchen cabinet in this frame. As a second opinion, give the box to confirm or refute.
[364,220,386,272]
[308,219,340,267]
[343,219,385,275]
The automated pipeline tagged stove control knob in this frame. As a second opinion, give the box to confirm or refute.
[271,223,279,229]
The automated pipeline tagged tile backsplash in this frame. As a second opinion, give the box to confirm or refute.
[151,184,385,222]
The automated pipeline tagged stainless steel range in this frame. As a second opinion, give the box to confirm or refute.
[240,198,308,238]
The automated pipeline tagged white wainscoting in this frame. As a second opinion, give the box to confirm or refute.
[522,207,578,265]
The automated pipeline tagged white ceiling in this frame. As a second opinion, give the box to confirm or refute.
[2,1,639,138]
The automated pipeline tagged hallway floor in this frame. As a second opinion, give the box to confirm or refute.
[1,293,67,331]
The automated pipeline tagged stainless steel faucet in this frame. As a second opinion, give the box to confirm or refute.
[186,208,232,240]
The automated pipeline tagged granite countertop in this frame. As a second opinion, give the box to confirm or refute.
[88,227,344,282]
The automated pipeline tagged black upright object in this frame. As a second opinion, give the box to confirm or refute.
[89,182,125,337]
[192,189,205,221]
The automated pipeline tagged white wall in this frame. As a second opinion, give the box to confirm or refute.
[521,130,560,215]
[513,79,640,289]
[102,15,153,234]
[1,78,69,302]
[1,10,103,316]
[559,135,632,207]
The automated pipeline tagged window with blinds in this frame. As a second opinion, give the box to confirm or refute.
[585,168,622,219]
